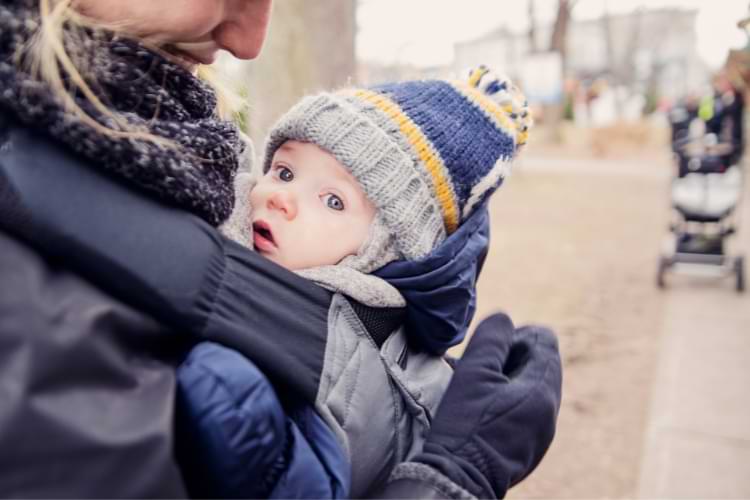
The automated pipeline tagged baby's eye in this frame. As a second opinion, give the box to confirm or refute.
[323,194,345,211]
[275,166,294,182]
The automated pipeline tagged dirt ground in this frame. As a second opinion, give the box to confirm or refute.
[456,145,677,498]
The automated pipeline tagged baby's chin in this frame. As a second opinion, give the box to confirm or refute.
[257,248,347,272]
[257,251,296,271]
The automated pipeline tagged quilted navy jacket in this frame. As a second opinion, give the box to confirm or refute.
[175,342,350,498]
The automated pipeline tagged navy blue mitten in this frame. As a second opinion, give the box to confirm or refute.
[397,313,562,499]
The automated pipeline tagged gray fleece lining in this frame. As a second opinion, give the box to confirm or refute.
[389,462,476,500]
[298,266,404,308]
[220,171,257,246]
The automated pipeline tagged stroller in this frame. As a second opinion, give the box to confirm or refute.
[657,114,746,292]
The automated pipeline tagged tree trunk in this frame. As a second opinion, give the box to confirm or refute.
[241,1,356,148]
[549,0,574,76]
[547,0,576,130]
[600,1,621,118]
[528,0,537,53]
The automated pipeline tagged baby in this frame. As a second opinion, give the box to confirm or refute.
[181,65,532,498]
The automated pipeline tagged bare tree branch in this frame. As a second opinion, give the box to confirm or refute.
[549,0,578,75]
[528,0,537,53]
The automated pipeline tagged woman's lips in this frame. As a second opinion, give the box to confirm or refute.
[163,45,216,69]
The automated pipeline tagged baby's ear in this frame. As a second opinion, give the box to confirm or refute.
[219,172,257,248]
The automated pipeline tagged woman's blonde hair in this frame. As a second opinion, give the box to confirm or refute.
[27,0,239,148]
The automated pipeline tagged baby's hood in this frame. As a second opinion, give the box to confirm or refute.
[373,203,491,356]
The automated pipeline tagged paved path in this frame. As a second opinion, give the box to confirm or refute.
[637,166,750,498]
[500,152,749,498]
[513,152,750,498]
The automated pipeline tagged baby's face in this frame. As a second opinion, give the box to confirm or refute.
[249,140,376,270]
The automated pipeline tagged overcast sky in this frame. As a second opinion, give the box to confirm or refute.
[357,0,749,70]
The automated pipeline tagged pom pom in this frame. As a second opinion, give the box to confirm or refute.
[466,65,533,146]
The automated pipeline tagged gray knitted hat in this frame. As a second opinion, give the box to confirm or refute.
[263,66,531,260]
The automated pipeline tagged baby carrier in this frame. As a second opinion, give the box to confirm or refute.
[657,107,745,292]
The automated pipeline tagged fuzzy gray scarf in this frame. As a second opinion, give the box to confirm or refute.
[0,0,246,226]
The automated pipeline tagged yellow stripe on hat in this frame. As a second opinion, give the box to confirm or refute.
[451,82,520,146]
[467,66,490,88]
[352,89,460,233]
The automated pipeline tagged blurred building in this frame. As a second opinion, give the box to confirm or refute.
[356,61,452,85]
[453,8,708,105]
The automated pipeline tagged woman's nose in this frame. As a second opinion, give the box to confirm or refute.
[267,190,297,220]
[215,0,273,60]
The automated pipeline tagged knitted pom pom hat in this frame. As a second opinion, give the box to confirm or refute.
[263,66,532,260]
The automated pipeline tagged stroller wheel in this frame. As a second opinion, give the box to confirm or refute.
[657,257,669,289]
[735,257,745,293]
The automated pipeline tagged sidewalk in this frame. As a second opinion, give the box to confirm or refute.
[637,173,750,498]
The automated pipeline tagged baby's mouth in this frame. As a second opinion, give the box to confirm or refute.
[252,221,276,250]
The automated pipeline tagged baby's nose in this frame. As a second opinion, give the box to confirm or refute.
[268,190,298,220]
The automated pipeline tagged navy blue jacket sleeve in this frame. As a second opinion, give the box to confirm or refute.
[271,405,350,499]
[0,118,329,402]
[176,342,349,499]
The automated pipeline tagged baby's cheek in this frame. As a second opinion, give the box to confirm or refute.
[346,220,370,254]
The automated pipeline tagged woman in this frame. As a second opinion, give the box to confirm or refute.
[0,0,561,497]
